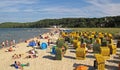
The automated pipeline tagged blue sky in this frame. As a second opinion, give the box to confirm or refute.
[0,0,120,23]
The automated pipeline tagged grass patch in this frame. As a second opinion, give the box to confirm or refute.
[69,28,120,39]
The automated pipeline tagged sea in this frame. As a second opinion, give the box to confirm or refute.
[0,28,50,48]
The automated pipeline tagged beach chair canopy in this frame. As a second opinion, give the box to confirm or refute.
[51,46,57,54]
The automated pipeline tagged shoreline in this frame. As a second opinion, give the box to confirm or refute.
[0,28,52,49]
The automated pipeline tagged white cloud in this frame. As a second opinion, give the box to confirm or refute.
[1,0,119,17]
[40,7,81,13]
[0,0,37,8]
[85,0,120,17]
[0,0,120,23]
[0,0,38,12]
[34,0,120,17]
[35,6,88,17]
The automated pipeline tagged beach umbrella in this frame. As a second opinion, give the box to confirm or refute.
[28,41,36,47]
[40,42,47,50]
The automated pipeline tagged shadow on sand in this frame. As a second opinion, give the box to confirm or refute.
[86,55,95,59]
[105,64,118,70]
[117,49,120,52]
[107,60,120,64]
[114,56,120,59]
[70,50,76,53]
[43,55,55,60]
[64,55,76,59]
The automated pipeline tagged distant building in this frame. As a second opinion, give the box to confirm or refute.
[50,25,62,28]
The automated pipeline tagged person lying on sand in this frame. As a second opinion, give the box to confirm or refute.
[26,54,38,58]
[29,48,38,53]
[29,49,36,54]
[5,46,15,52]
[10,61,29,70]
[12,54,23,59]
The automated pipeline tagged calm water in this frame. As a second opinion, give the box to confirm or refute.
[0,28,49,47]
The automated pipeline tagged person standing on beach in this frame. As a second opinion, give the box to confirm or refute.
[13,40,16,45]
[13,39,16,47]
[37,41,40,47]
[5,40,9,47]
[1,41,5,48]
[10,40,13,46]
[48,39,50,46]
[10,40,16,47]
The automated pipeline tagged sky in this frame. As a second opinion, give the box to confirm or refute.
[0,0,120,23]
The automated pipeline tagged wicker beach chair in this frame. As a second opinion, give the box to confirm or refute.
[108,44,117,54]
[94,54,105,70]
[100,47,110,60]
[76,48,86,60]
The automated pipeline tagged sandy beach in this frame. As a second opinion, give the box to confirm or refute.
[0,28,120,70]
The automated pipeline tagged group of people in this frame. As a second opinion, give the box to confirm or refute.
[1,40,16,48]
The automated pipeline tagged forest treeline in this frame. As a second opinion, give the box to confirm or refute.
[0,16,120,28]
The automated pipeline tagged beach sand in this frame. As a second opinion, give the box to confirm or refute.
[0,29,120,70]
